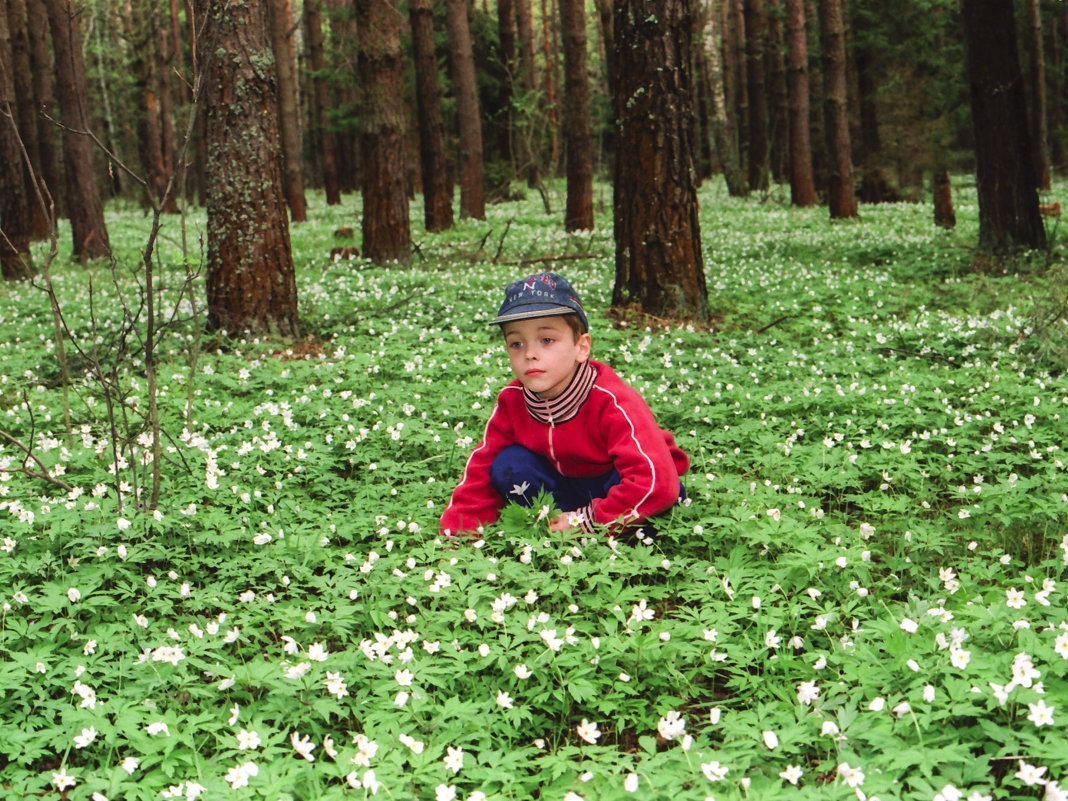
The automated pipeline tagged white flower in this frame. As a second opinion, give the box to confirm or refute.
[934,784,963,801]
[900,617,918,633]
[576,718,601,744]
[496,690,514,709]
[120,757,139,774]
[74,727,97,749]
[765,629,781,648]
[225,761,259,789]
[657,710,686,741]
[514,663,532,679]
[443,746,463,774]
[624,773,639,792]
[290,731,316,761]
[67,587,81,603]
[307,642,329,662]
[821,721,840,737]
[146,721,170,736]
[838,762,865,788]
[701,761,729,782]
[51,768,76,791]
[1016,760,1048,787]
[1028,699,1056,727]
[237,729,261,750]
[797,680,820,705]
[762,730,779,749]
[435,784,457,801]
[780,765,803,785]
[117,517,132,531]
[398,733,425,753]
[1006,587,1027,609]
[394,668,414,686]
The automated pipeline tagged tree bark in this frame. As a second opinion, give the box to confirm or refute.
[267,0,307,221]
[743,0,768,191]
[1025,0,1050,191]
[327,0,360,193]
[558,0,593,230]
[0,2,34,278]
[6,0,49,238]
[44,0,112,261]
[203,0,299,337]
[612,0,709,322]
[933,169,955,229]
[126,0,178,212]
[514,0,538,184]
[303,0,341,204]
[445,0,486,219]
[961,0,1045,259]
[725,0,747,175]
[784,0,815,206]
[497,0,516,167]
[356,0,411,262]
[409,0,454,232]
[816,0,857,219]
[765,0,789,184]
[701,0,746,196]
[26,0,61,220]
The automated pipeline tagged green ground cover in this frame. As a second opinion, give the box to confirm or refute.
[1,180,1066,801]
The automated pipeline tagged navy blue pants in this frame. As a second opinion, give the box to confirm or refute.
[489,445,622,512]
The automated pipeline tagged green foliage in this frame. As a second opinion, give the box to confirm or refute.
[2,180,1068,799]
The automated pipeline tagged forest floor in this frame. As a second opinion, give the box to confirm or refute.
[1,178,1067,800]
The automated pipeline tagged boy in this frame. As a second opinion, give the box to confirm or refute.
[439,272,688,538]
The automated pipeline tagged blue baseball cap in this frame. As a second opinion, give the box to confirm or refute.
[489,272,588,331]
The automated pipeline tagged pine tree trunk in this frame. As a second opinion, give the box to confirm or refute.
[725,0,747,176]
[1025,0,1051,191]
[357,0,412,263]
[127,0,177,212]
[0,3,34,278]
[612,0,709,322]
[267,0,308,221]
[44,0,112,261]
[445,0,486,219]
[701,0,746,196]
[961,0,1045,259]
[558,0,593,230]
[410,0,454,232]
[303,0,341,204]
[514,0,538,184]
[765,0,789,184]
[327,0,360,193]
[497,0,516,167]
[784,0,816,206]
[203,0,298,337]
[743,0,768,191]
[25,0,60,220]
[6,0,49,238]
[816,0,857,219]
[933,170,955,229]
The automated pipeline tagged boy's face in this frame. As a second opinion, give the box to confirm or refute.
[502,316,591,399]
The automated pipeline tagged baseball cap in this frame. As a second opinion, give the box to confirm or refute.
[489,272,589,331]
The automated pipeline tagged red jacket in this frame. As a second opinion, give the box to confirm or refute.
[439,359,688,535]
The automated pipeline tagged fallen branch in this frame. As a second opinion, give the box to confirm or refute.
[0,430,75,493]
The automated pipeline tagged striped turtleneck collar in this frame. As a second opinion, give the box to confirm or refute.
[523,359,597,424]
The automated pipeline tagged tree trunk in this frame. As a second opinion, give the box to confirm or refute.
[784,0,816,206]
[612,0,709,322]
[267,0,308,221]
[327,0,360,193]
[743,0,768,191]
[542,0,559,174]
[933,169,955,229]
[701,0,746,196]
[356,0,411,263]
[765,0,789,184]
[1025,0,1051,191]
[26,0,60,221]
[514,0,538,184]
[303,0,341,204]
[203,0,299,337]
[961,0,1045,259]
[816,0,857,219]
[44,0,112,261]
[558,0,593,230]
[497,0,516,167]
[126,0,177,212]
[725,0,747,176]
[6,0,49,238]
[409,0,454,232]
[0,2,34,278]
[445,0,486,219]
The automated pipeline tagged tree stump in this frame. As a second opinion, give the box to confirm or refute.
[933,170,955,229]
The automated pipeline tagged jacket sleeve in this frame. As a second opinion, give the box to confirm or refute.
[438,391,517,537]
[576,386,687,533]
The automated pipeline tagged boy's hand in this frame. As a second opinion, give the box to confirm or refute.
[548,514,577,532]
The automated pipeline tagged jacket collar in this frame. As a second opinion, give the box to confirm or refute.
[523,359,597,424]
